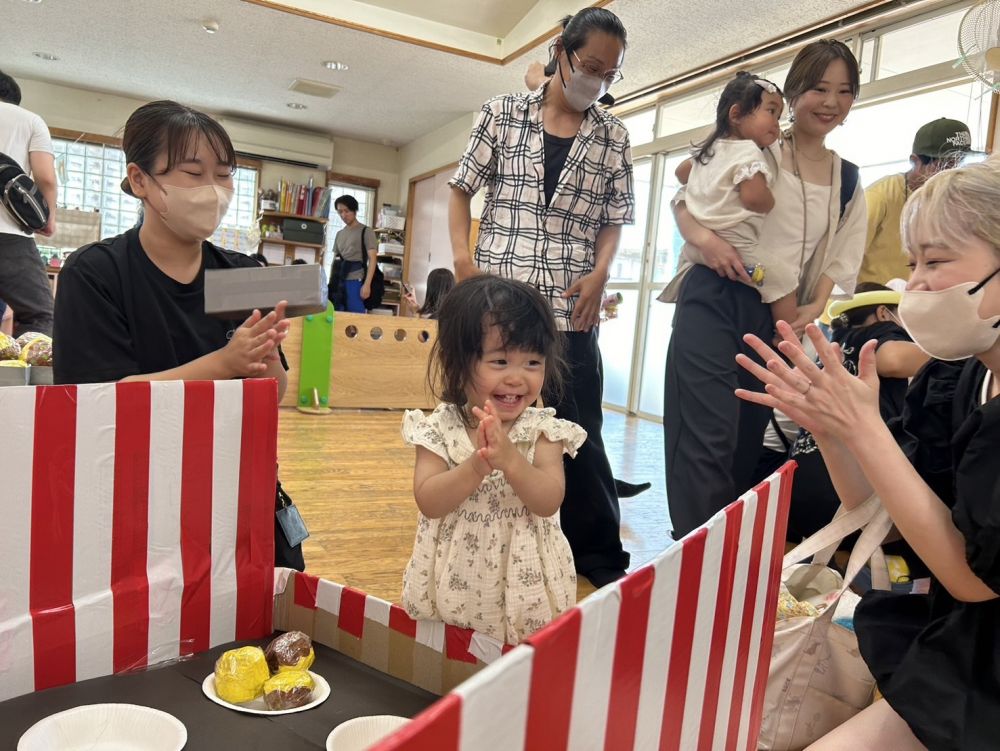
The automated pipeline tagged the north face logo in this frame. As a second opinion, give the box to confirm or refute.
[945,131,972,148]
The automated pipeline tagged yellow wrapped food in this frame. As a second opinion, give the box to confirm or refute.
[0,333,19,361]
[19,335,53,366]
[262,669,315,710]
[214,646,271,704]
[0,359,27,368]
[264,630,314,673]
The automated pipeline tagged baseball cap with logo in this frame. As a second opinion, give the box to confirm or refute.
[912,118,973,158]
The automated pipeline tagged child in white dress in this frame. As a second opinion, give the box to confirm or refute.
[662,72,799,332]
[400,275,585,644]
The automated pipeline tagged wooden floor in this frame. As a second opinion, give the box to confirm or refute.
[278,406,672,603]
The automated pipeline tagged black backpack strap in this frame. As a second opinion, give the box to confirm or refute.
[359,224,368,272]
[839,158,860,220]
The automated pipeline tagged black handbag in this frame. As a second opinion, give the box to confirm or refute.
[274,478,307,571]
[0,151,49,232]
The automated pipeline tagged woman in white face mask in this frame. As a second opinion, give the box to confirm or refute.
[735,159,1000,750]
[53,100,289,396]
[448,8,633,587]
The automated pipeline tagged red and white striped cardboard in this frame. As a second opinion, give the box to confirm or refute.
[0,380,278,702]
[272,570,488,696]
[371,464,794,751]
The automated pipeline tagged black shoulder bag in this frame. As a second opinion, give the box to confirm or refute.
[360,225,385,310]
[0,152,50,232]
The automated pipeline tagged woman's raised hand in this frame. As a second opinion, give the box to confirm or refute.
[263,301,290,364]
[219,302,289,376]
[734,321,882,444]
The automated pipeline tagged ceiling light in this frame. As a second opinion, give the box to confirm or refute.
[286,102,307,110]
[22,0,43,4]
[323,61,349,71]
[33,52,58,61]
[202,19,220,34]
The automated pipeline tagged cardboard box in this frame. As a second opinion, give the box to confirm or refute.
[0,364,29,386]
[282,218,325,244]
[205,263,328,319]
[28,365,52,385]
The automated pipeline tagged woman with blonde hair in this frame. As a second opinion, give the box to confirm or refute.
[737,159,1000,750]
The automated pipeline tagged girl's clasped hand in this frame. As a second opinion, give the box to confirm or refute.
[471,399,520,475]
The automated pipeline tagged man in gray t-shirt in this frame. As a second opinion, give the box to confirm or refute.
[332,195,377,313]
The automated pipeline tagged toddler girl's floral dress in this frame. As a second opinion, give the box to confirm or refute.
[401,404,585,644]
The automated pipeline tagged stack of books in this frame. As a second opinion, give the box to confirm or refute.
[276,178,330,217]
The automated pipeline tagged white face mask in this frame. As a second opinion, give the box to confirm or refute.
[558,52,609,112]
[898,269,1000,360]
[148,178,233,242]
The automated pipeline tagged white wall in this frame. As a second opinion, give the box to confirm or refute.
[18,76,401,209]
[396,111,477,206]
[331,136,400,209]
[19,78,145,137]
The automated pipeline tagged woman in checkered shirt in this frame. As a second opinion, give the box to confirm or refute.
[447,8,633,587]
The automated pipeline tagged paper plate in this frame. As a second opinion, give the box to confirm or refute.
[18,703,187,751]
[326,715,410,751]
[202,670,330,715]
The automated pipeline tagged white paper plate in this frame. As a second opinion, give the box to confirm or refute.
[326,715,410,751]
[201,670,330,715]
[18,703,187,751]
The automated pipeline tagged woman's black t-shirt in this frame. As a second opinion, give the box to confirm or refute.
[53,228,266,384]
[542,131,576,207]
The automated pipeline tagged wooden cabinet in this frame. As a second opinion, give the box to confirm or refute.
[258,211,327,265]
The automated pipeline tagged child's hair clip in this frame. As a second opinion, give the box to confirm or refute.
[753,78,779,95]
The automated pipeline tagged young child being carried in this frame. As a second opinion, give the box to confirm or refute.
[400,275,585,645]
[662,72,801,334]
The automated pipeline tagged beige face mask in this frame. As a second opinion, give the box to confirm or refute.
[898,268,1000,361]
[147,177,233,242]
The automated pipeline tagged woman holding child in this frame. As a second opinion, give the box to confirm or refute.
[663,40,868,538]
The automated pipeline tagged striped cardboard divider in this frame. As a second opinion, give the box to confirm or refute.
[0,380,278,702]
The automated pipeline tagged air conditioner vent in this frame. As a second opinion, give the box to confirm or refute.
[288,79,341,99]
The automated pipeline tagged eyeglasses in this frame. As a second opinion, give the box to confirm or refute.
[571,51,624,85]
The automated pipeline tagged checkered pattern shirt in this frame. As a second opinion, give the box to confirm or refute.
[450,88,634,330]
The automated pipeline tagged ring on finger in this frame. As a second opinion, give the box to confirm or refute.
[799,380,813,396]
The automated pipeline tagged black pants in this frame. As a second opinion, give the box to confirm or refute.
[663,266,774,538]
[0,233,53,337]
[546,330,630,575]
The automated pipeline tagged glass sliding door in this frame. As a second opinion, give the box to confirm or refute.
[599,158,652,410]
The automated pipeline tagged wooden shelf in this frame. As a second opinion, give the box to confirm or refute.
[261,211,328,224]
[259,238,325,249]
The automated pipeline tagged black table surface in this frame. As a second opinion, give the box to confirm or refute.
[0,635,438,750]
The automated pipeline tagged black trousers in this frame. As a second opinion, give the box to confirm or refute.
[546,330,630,575]
[0,233,54,337]
[663,266,774,538]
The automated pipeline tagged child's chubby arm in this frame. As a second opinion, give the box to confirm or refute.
[737,173,775,213]
[874,340,930,379]
[474,402,566,517]
[412,442,491,519]
[675,158,693,185]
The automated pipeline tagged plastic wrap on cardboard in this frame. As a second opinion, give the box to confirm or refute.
[262,669,314,710]
[265,630,315,673]
[214,646,271,703]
